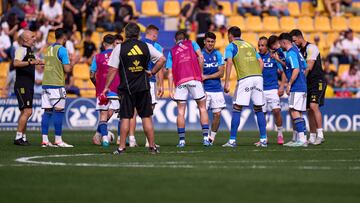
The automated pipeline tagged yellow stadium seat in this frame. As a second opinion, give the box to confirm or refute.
[73,64,90,80]
[309,32,327,47]
[91,32,101,48]
[228,16,245,28]
[325,85,334,98]
[232,2,238,14]
[288,2,300,17]
[164,1,181,16]
[301,2,315,16]
[331,16,348,32]
[241,32,258,47]
[102,0,111,9]
[327,32,339,45]
[0,62,10,78]
[349,16,360,32]
[263,16,280,32]
[314,16,331,32]
[280,16,296,32]
[298,17,314,33]
[245,16,263,32]
[353,2,360,8]
[214,32,225,49]
[338,64,350,76]
[217,1,232,16]
[141,1,162,16]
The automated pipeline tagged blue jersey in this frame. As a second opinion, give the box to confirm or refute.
[202,49,224,92]
[142,38,163,82]
[284,46,307,92]
[260,52,283,91]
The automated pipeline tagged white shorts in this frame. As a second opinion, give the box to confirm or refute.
[233,76,265,106]
[262,89,281,112]
[41,87,66,109]
[206,91,226,113]
[289,92,307,112]
[96,98,120,111]
[174,80,206,102]
[150,81,157,105]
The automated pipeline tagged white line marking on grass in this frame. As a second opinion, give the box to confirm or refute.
[251,148,359,152]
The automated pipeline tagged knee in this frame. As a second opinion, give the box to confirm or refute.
[309,103,319,111]
[213,112,221,119]
[233,104,242,111]
[23,108,33,117]
[54,107,64,112]
[253,105,263,113]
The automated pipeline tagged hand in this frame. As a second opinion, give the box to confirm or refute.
[170,91,175,100]
[145,70,152,77]
[102,87,109,96]
[286,84,291,95]
[202,74,208,81]
[271,52,280,62]
[278,87,284,97]
[224,81,230,93]
[157,86,164,98]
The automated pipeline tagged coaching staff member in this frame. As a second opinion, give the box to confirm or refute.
[103,23,166,154]
[13,30,44,146]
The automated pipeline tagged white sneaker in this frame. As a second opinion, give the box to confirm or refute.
[129,140,138,148]
[54,141,74,148]
[283,140,296,147]
[313,137,325,145]
[41,141,57,148]
[145,142,160,148]
[287,141,308,147]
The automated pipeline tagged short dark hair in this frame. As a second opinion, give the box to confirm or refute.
[228,26,241,38]
[278,32,292,42]
[103,34,115,44]
[55,28,66,40]
[267,35,278,49]
[85,30,93,37]
[217,5,223,10]
[146,24,159,33]
[259,36,268,41]
[289,29,303,38]
[205,32,216,40]
[115,33,123,41]
[125,23,140,39]
[175,30,186,41]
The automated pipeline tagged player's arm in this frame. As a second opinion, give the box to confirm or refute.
[224,44,234,93]
[165,52,174,98]
[305,44,319,76]
[103,44,121,94]
[148,44,166,76]
[58,47,73,73]
[156,67,165,97]
[192,41,204,74]
[204,65,224,80]
[13,48,38,68]
[286,53,300,95]
[89,57,97,86]
[271,51,286,67]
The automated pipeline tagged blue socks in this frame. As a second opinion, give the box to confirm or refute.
[230,109,241,140]
[54,111,64,136]
[178,128,185,141]
[255,111,267,140]
[202,124,209,139]
[294,117,305,133]
[98,121,108,137]
[41,111,52,135]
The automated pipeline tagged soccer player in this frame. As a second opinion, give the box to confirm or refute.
[90,34,120,147]
[258,36,286,145]
[202,32,226,144]
[105,23,166,154]
[222,26,267,147]
[278,33,308,147]
[13,30,44,146]
[126,24,165,148]
[290,29,326,145]
[41,28,73,147]
[166,31,210,147]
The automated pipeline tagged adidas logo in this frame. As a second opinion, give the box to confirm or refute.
[128,45,143,56]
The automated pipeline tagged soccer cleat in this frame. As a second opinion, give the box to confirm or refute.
[313,137,325,145]
[277,136,284,145]
[102,140,110,147]
[203,139,212,147]
[113,148,126,155]
[255,140,267,147]
[176,141,186,148]
[148,147,160,154]
[208,137,214,144]
[54,141,74,148]
[287,141,308,147]
[283,140,296,147]
[14,138,30,146]
[222,141,236,148]
[41,141,56,148]
[145,142,160,148]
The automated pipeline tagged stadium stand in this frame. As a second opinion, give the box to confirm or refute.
[331,16,348,32]
[288,1,300,17]
[280,16,297,31]
[141,1,162,16]
[217,1,232,16]
[263,16,280,32]
[314,16,331,32]
[245,16,263,32]
[164,0,181,16]
[298,16,315,33]
[228,16,245,28]
[300,1,315,16]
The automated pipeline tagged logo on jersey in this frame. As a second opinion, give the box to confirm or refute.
[65,98,98,129]
[129,60,143,72]
[127,45,143,56]
[204,62,218,68]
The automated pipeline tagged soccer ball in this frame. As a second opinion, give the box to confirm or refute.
[92,131,115,145]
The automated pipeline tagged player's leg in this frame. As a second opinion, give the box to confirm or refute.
[173,83,188,147]
[52,88,72,147]
[129,110,138,147]
[40,88,55,147]
[98,110,110,147]
[118,118,130,150]
[251,77,267,147]
[208,92,226,144]
[310,82,326,145]
[287,92,307,147]
[14,87,32,145]
[307,108,317,144]
[223,79,251,147]
[272,108,284,144]
[145,82,158,148]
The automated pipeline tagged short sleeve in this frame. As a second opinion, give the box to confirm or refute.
[147,43,163,64]
[306,44,319,61]
[276,61,283,71]
[216,51,224,66]
[191,41,201,52]
[14,47,26,61]
[58,47,70,65]
[255,52,260,59]
[288,52,299,69]
[90,57,97,72]
[165,52,173,69]
[224,44,234,60]
[107,44,121,69]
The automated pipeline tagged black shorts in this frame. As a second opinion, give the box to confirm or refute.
[14,86,34,110]
[118,90,153,119]
[307,81,327,108]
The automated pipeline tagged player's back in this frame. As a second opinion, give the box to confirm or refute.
[43,44,65,87]
[284,47,307,92]
[95,49,120,96]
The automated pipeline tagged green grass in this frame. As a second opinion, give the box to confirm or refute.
[0,131,359,203]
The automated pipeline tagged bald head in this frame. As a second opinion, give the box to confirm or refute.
[20,30,36,47]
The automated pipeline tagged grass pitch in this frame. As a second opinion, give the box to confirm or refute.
[0,131,359,203]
